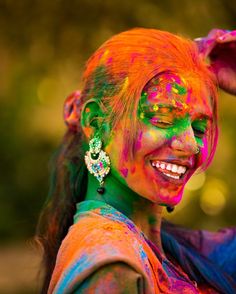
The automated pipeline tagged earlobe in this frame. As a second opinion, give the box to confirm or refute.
[81,99,108,139]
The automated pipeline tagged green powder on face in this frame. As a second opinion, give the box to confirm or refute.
[148,214,157,225]
[172,82,187,95]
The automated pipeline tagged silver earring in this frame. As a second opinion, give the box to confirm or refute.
[195,147,200,154]
[84,136,110,194]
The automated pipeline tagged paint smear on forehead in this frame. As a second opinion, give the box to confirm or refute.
[144,73,188,108]
[141,72,213,118]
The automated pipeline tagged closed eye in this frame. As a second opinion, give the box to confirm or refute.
[192,119,208,139]
[150,118,173,128]
[192,126,207,139]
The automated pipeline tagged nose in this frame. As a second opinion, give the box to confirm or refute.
[170,125,199,155]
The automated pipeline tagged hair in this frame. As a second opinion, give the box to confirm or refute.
[36,28,219,293]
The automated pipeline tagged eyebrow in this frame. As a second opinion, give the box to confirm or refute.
[140,103,177,110]
[140,102,213,121]
[193,113,213,122]
[155,103,178,109]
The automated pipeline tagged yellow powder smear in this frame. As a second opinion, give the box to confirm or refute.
[140,112,145,119]
[120,77,129,95]
[100,49,110,63]
[171,99,177,107]
[153,104,159,111]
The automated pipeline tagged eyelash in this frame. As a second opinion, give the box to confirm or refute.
[154,121,173,128]
[192,127,207,139]
[149,117,173,128]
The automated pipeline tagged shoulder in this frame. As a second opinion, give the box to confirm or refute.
[73,262,143,294]
[48,209,152,293]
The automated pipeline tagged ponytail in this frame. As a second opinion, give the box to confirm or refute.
[36,129,87,293]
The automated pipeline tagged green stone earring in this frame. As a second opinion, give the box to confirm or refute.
[84,136,110,194]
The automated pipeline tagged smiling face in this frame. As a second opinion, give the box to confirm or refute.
[105,72,214,206]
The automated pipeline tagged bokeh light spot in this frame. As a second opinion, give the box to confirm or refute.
[200,178,227,216]
[37,78,60,104]
[185,172,206,191]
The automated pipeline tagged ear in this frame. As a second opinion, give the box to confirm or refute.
[81,99,110,140]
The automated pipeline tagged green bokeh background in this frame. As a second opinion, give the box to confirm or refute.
[0,0,236,292]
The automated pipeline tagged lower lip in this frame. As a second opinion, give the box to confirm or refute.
[151,164,188,185]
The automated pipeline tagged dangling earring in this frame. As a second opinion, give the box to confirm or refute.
[195,146,200,154]
[84,136,110,194]
[166,206,175,213]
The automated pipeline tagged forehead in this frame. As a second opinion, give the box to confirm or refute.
[140,72,213,118]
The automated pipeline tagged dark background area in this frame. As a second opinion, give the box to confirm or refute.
[0,0,236,292]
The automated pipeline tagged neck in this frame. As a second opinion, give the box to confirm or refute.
[84,173,165,254]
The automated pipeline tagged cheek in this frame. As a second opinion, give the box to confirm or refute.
[199,137,209,164]
[137,129,167,151]
[106,134,128,179]
[158,185,185,205]
[134,131,143,152]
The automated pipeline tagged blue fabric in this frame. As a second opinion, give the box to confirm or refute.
[162,224,236,294]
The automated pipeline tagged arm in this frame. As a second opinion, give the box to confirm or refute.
[163,221,236,278]
[194,28,236,95]
[74,262,143,294]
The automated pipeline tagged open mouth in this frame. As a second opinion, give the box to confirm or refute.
[150,160,188,181]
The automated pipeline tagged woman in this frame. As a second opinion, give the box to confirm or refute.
[37,28,236,293]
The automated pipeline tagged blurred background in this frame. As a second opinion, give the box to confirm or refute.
[0,0,236,293]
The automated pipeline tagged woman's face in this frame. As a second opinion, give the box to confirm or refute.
[105,73,213,206]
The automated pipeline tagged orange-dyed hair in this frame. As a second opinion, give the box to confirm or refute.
[79,28,218,168]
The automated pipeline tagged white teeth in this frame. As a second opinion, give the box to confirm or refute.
[179,166,187,174]
[171,164,178,173]
[177,166,183,173]
[151,160,188,177]
[163,172,180,179]
[166,164,172,171]
[160,163,165,169]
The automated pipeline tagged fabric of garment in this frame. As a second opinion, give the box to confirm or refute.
[48,200,236,294]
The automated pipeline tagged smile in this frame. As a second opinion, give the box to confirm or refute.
[151,160,188,180]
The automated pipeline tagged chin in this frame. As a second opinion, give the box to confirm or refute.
[158,186,185,207]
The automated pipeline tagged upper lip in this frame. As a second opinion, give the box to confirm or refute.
[150,158,195,169]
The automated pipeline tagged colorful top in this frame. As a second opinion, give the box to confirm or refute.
[48,200,236,293]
